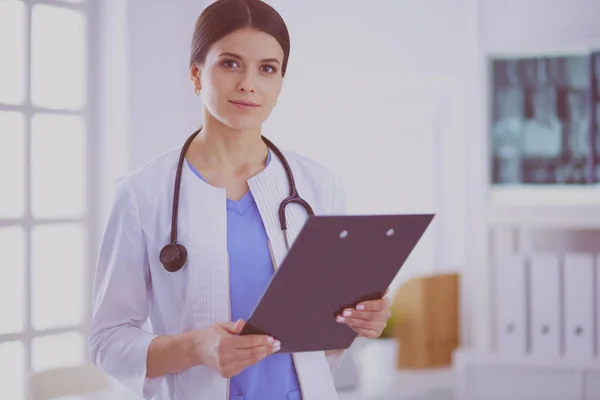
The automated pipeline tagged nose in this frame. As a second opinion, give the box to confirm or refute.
[237,70,256,93]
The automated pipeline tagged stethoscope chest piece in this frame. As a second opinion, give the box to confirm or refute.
[160,243,188,272]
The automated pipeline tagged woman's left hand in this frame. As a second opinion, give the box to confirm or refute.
[335,288,391,339]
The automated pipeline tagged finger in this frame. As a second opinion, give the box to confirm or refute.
[231,334,278,350]
[338,309,390,321]
[337,315,384,332]
[219,341,279,367]
[221,319,245,334]
[233,319,245,334]
[355,297,389,312]
[351,326,381,339]
[235,336,281,360]
[220,342,280,377]
[232,342,280,363]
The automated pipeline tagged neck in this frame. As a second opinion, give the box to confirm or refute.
[189,111,269,172]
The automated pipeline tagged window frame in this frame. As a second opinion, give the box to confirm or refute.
[0,0,99,381]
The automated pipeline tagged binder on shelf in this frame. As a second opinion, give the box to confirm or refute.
[563,253,594,359]
[529,253,561,357]
[494,253,528,355]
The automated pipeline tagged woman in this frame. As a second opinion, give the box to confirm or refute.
[89,1,391,399]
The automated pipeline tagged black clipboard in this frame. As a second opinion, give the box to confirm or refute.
[239,213,435,353]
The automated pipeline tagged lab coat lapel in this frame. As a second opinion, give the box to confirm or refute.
[248,153,308,269]
[179,164,230,327]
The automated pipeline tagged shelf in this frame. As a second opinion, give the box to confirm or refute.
[489,185,600,207]
[453,348,600,399]
[453,348,600,370]
[485,206,600,227]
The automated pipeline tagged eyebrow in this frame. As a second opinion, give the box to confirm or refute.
[218,52,281,64]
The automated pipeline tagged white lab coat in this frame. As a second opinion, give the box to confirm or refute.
[89,144,347,400]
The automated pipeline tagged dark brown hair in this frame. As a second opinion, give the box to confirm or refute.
[190,0,291,76]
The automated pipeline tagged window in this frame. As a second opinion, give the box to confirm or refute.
[0,0,94,398]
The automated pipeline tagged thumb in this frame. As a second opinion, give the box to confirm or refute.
[222,319,245,334]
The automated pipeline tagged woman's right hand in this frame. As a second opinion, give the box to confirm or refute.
[192,319,280,378]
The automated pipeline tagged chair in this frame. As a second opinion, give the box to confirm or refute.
[26,363,111,400]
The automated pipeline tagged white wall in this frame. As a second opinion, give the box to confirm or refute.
[96,0,204,222]
[125,0,203,167]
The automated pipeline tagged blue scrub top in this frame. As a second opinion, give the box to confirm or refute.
[186,153,302,400]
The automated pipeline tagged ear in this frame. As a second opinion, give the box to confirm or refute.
[190,63,201,92]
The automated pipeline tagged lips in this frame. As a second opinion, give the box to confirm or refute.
[229,100,260,109]
[230,100,259,106]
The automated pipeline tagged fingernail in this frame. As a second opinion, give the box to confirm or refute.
[343,310,352,317]
[273,340,281,347]
[267,336,274,343]
[336,316,345,323]
[356,304,365,310]
[273,342,281,352]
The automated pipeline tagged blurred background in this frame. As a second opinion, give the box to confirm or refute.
[1,0,600,399]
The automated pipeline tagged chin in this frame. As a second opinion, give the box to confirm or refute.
[218,113,267,132]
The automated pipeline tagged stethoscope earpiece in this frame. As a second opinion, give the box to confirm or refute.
[161,128,314,273]
[160,243,188,272]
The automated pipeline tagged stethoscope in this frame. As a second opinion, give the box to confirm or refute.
[159,128,315,272]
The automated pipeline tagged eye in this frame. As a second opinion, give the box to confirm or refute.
[261,64,278,74]
[221,59,239,69]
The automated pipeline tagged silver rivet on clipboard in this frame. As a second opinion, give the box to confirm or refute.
[386,229,395,236]
[339,230,348,238]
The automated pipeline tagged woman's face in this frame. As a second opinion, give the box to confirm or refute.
[191,27,285,131]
